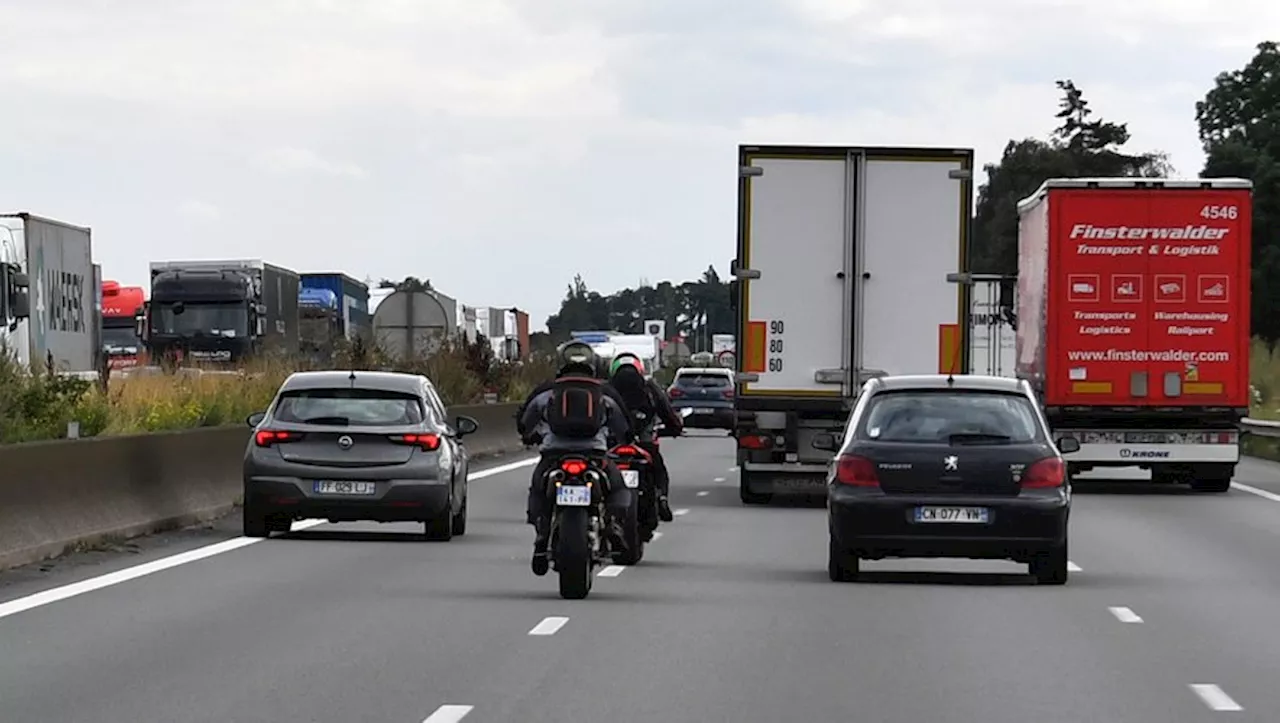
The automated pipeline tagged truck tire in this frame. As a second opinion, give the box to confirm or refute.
[1190,464,1234,493]
[739,471,772,505]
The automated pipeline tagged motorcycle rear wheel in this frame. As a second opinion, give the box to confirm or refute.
[556,507,594,600]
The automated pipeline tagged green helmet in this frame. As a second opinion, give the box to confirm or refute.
[555,340,598,377]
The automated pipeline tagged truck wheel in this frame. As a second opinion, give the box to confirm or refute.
[739,472,772,505]
[1190,464,1233,493]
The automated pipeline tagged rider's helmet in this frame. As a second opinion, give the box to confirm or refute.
[608,352,646,380]
[555,340,598,378]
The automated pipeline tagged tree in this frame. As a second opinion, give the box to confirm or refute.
[1196,41,1280,345]
[378,276,433,292]
[969,79,1171,273]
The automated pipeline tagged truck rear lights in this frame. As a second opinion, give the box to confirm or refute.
[737,434,772,450]
[1021,457,1066,488]
[834,454,879,487]
[390,433,441,451]
[255,429,301,447]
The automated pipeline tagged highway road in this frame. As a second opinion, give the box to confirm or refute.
[4,437,1280,722]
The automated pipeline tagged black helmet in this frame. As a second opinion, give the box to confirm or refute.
[555,340,597,377]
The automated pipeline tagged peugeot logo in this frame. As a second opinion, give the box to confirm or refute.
[337,435,354,450]
[943,455,958,472]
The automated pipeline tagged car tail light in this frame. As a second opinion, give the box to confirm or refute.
[255,429,301,447]
[834,454,879,487]
[560,459,588,475]
[1021,457,1066,488]
[722,388,734,399]
[390,433,441,451]
[737,434,771,450]
[669,387,683,398]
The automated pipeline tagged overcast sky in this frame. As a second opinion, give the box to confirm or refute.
[0,0,1275,329]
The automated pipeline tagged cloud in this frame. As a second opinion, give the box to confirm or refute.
[254,147,368,179]
[0,0,1272,327]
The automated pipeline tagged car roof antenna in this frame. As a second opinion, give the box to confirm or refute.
[946,371,956,386]
[348,369,357,385]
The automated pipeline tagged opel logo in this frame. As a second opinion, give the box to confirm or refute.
[337,435,354,450]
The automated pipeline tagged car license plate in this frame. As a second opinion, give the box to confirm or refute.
[913,506,989,523]
[556,484,592,507]
[313,480,376,496]
[621,470,640,488]
[694,408,714,414]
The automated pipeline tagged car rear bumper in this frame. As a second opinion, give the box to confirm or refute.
[671,401,734,429]
[245,476,452,521]
[829,487,1069,561]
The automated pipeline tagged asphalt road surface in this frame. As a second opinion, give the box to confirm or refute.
[4,437,1280,722]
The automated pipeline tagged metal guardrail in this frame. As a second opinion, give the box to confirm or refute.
[1243,418,1280,438]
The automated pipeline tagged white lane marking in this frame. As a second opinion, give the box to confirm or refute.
[1067,561,1082,572]
[1190,683,1243,711]
[528,616,569,636]
[1230,481,1280,502]
[674,508,690,516]
[597,565,625,577]
[1108,606,1143,623]
[713,477,725,482]
[423,704,474,722]
[728,466,738,472]
[696,491,709,497]
[651,532,663,541]
[0,457,540,622]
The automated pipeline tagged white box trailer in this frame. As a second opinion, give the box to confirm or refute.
[731,145,975,503]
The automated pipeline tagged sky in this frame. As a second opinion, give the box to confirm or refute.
[0,0,1276,330]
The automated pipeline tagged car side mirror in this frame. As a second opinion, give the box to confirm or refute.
[455,415,479,437]
[1056,436,1080,454]
[811,433,839,452]
[246,411,266,427]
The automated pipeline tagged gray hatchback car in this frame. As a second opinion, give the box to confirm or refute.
[242,370,480,541]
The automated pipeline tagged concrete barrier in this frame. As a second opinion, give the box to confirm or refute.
[0,402,523,572]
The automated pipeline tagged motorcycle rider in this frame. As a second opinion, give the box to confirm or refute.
[607,352,683,522]
[519,343,634,576]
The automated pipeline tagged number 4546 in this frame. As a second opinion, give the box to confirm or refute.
[1200,205,1239,220]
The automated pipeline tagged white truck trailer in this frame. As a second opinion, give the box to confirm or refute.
[731,145,975,504]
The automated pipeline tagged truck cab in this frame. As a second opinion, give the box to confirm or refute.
[0,231,30,339]
[101,280,145,369]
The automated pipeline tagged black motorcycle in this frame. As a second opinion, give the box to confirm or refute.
[607,411,682,565]
[542,454,613,600]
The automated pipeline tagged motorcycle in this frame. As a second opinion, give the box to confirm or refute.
[607,410,684,565]
[543,454,612,600]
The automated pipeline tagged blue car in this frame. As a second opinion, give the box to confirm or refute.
[667,367,735,431]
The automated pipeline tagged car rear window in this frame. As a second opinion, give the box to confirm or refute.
[676,372,732,387]
[273,388,427,426]
[856,391,1042,443]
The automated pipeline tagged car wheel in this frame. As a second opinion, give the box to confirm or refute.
[828,537,859,582]
[740,472,772,506]
[243,499,270,538]
[451,492,468,536]
[424,498,454,541]
[1030,540,1069,585]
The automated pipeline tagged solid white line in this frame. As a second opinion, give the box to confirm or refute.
[528,616,569,636]
[1108,606,1143,623]
[0,457,540,622]
[713,477,725,482]
[1231,481,1280,502]
[674,508,690,516]
[597,565,625,577]
[1190,683,1243,711]
[696,491,709,497]
[1067,561,1083,572]
[423,704,474,722]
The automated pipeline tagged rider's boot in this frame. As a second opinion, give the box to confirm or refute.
[657,495,674,522]
[531,518,550,576]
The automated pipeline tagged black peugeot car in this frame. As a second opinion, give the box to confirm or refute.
[815,374,1079,585]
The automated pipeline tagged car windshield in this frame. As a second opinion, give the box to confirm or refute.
[272,388,428,427]
[101,326,139,350]
[857,390,1042,444]
[677,372,731,387]
[152,301,248,337]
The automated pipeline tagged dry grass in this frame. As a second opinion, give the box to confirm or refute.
[0,340,557,443]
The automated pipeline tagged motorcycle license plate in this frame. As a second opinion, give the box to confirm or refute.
[556,484,592,507]
[621,470,640,488]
